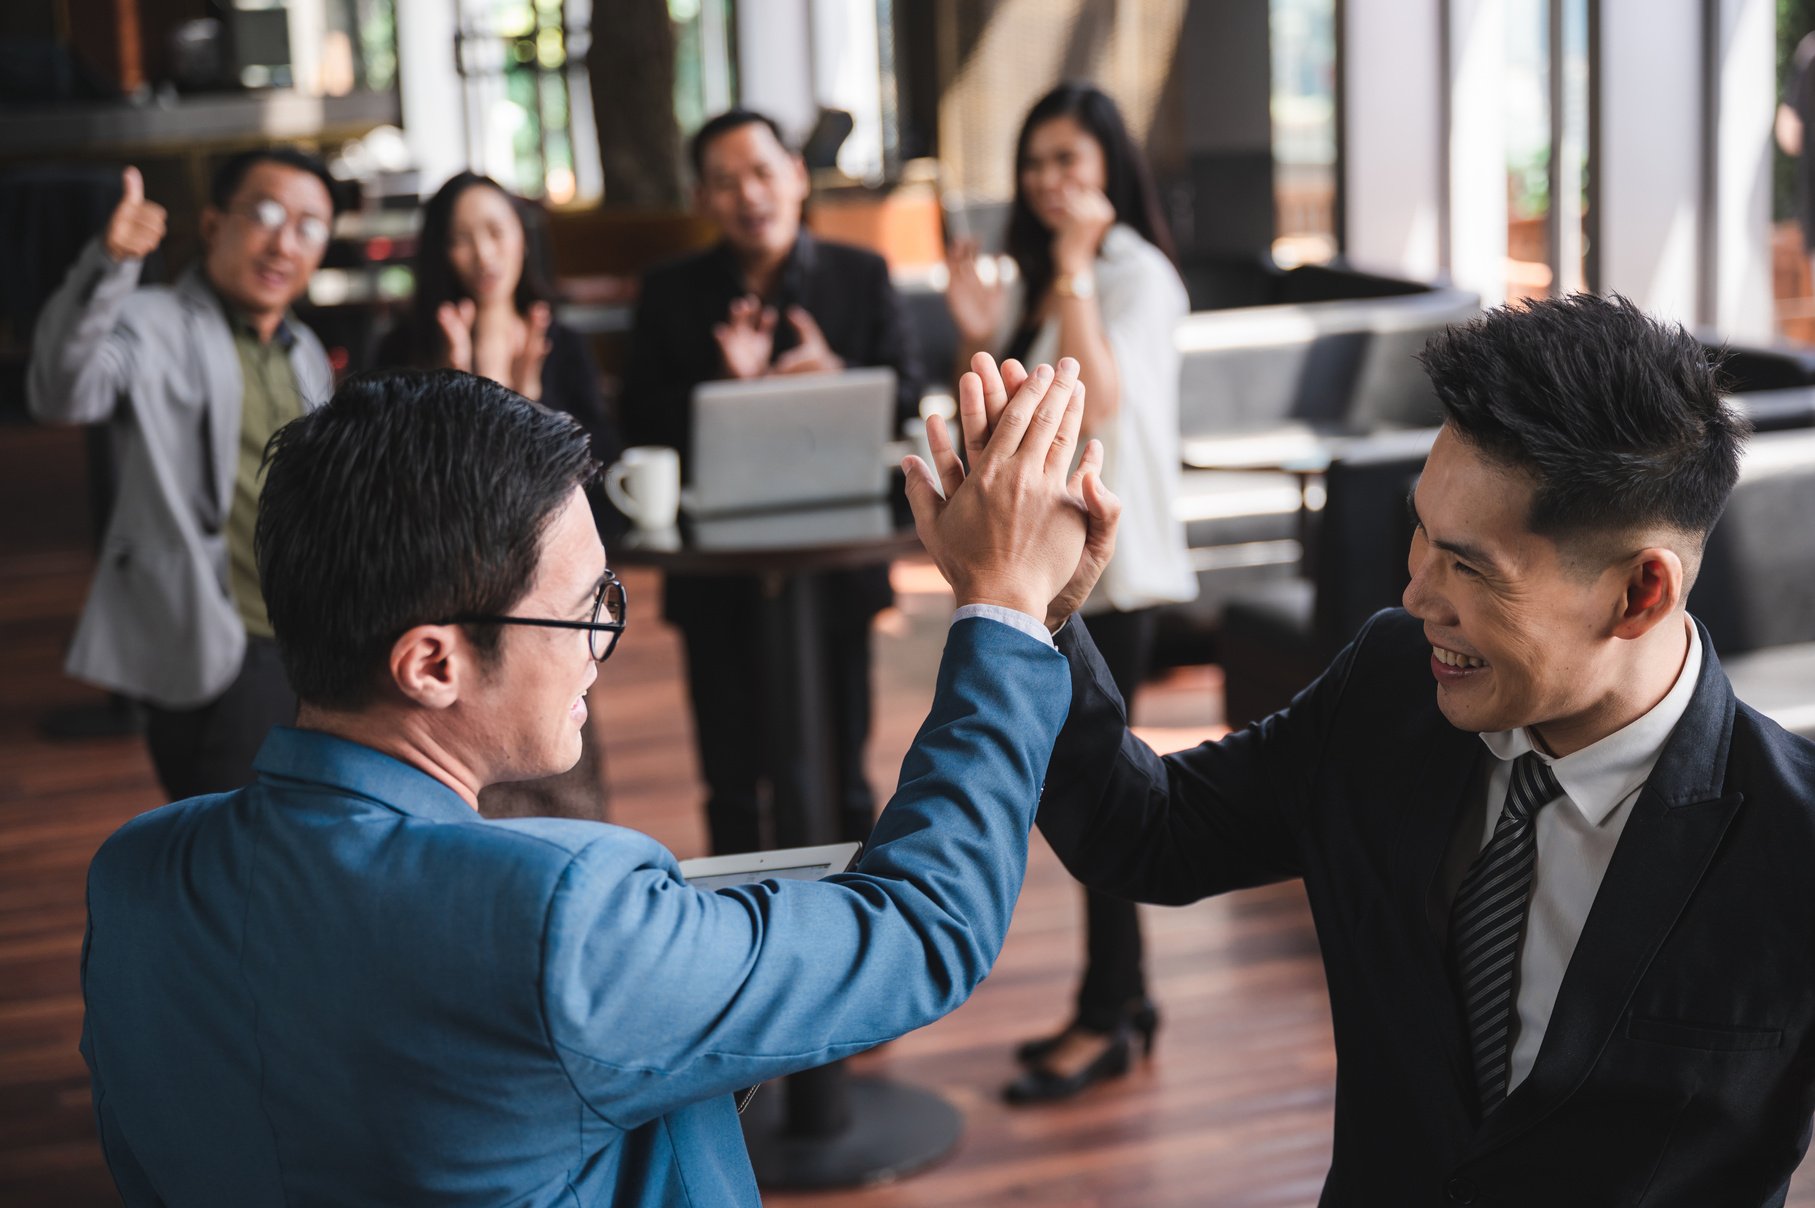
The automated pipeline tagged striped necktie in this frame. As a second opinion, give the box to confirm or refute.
[1449,751,1563,1113]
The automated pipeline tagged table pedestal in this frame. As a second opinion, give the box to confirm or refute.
[740,1067,963,1190]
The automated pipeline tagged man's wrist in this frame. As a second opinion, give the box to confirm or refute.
[954,590,1047,620]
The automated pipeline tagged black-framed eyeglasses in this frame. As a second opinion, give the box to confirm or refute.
[450,569,628,662]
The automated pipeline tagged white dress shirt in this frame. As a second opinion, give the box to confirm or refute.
[1440,616,1702,1092]
[951,602,1056,648]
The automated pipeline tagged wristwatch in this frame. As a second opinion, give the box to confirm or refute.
[1052,269,1097,300]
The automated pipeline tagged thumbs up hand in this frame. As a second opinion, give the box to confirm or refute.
[103,167,168,264]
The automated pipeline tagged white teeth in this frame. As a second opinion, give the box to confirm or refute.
[1433,646,1486,669]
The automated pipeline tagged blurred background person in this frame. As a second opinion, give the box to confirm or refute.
[946,81,1198,1104]
[373,170,621,821]
[620,108,921,856]
[28,148,338,802]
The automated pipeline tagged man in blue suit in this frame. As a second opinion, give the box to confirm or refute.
[79,355,1118,1206]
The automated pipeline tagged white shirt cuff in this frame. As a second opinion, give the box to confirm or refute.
[951,603,1056,648]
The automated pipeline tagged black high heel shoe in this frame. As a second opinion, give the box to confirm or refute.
[1013,998,1160,1068]
[1002,1001,1160,1105]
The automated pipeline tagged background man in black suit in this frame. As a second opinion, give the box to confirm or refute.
[943,296,1815,1205]
[621,109,919,855]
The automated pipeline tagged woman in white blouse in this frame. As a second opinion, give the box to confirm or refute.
[946,81,1198,1104]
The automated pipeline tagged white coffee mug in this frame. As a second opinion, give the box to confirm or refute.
[604,446,681,530]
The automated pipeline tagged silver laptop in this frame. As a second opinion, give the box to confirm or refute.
[683,367,897,517]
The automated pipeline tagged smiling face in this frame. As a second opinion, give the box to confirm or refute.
[695,120,808,263]
[200,160,332,326]
[461,487,604,782]
[1019,114,1109,231]
[447,183,525,307]
[1403,426,1644,749]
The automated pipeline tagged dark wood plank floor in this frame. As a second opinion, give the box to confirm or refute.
[3,423,1811,1206]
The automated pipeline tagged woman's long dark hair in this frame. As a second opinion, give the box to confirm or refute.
[1004,83,1176,343]
[401,172,558,366]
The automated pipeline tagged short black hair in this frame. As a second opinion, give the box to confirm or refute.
[690,108,790,178]
[1418,293,1749,545]
[256,370,598,709]
[210,147,342,216]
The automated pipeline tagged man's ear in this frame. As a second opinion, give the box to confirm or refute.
[1610,546,1685,641]
[199,206,222,251]
[389,624,467,710]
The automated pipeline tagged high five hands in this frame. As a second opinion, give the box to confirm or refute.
[104,167,168,264]
[902,353,1121,631]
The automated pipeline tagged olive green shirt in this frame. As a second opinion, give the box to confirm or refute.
[225,308,306,639]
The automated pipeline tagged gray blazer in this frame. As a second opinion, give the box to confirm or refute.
[28,239,332,708]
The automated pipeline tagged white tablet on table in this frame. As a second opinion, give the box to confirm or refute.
[678,841,864,891]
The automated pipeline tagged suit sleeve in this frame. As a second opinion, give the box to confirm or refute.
[28,237,143,426]
[538,617,1068,1129]
[1036,612,1374,906]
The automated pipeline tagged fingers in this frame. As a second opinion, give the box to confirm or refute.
[1046,378,1085,479]
[456,298,476,326]
[925,412,965,499]
[787,305,824,344]
[971,350,1008,427]
[757,306,778,337]
[122,166,143,205]
[1069,435,1105,495]
[979,361,1053,467]
[900,454,946,541]
[956,369,989,466]
[990,357,1076,470]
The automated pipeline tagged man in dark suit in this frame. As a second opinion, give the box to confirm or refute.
[1010,295,1815,1205]
[621,108,919,855]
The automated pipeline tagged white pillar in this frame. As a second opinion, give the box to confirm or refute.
[1446,0,1509,305]
[809,0,885,180]
[1710,0,1775,340]
[735,0,817,146]
[394,0,467,194]
[1343,0,1445,281]
[1594,0,1702,325]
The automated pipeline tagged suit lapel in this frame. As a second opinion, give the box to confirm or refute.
[1391,715,1484,1129]
[1466,619,1742,1158]
[178,271,243,529]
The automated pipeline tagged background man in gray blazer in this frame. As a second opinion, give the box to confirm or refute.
[28,148,338,799]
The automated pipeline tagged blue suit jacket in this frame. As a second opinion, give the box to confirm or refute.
[80,617,1066,1206]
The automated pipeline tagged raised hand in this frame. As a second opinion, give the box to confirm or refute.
[103,167,168,264]
[771,306,845,375]
[944,237,1006,350]
[435,299,477,373]
[903,356,1117,622]
[1050,186,1116,275]
[713,295,778,380]
[508,302,554,400]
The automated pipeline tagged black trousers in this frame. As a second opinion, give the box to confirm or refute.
[678,602,878,856]
[144,636,297,801]
[1072,609,1157,1031]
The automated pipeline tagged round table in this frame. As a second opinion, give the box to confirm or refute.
[612,499,965,1190]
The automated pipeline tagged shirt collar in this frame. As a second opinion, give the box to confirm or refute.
[203,272,297,349]
[1479,616,1703,827]
[711,229,816,299]
[252,726,477,824]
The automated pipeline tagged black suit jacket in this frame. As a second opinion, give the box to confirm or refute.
[620,233,921,625]
[1040,608,1815,1207]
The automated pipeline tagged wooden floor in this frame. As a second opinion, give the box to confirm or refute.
[3,422,1813,1206]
